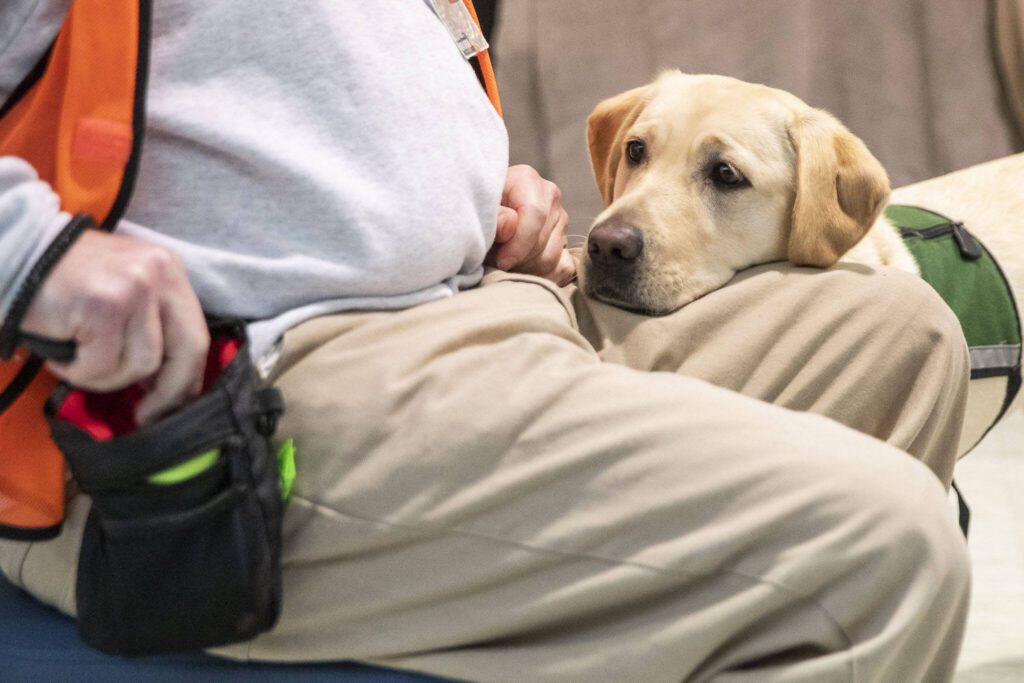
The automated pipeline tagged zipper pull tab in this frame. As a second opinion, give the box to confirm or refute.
[952,222,983,261]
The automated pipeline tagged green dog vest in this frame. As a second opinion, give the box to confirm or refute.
[886,204,1022,424]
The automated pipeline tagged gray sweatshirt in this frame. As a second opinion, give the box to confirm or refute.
[0,0,509,357]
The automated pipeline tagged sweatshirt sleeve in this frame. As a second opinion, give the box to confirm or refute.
[0,156,71,322]
[0,1,70,95]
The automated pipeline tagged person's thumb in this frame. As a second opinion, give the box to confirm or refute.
[495,206,518,243]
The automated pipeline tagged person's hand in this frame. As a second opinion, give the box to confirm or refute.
[19,231,209,426]
[487,165,576,285]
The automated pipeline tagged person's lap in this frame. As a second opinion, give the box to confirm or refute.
[0,264,970,682]
[573,261,970,481]
[220,265,966,680]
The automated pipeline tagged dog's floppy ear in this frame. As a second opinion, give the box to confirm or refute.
[587,85,652,206]
[787,109,891,267]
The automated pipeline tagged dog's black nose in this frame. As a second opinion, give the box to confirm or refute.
[588,221,644,266]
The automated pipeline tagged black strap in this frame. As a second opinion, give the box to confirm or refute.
[101,0,152,232]
[0,215,93,417]
[0,518,62,542]
[254,388,285,436]
[0,214,93,360]
[17,332,76,362]
[951,479,970,539]
[0,356,44,414]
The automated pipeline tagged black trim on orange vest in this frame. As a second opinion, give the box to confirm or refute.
[102,0,152,232]
[0,2,154,417]
[0,356,42,415]
[0,214,93,360]
[0,214,92,418]
[0,519,62,542]
[0,42,55,120]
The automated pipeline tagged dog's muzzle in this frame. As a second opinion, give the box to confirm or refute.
[583,219,646,307]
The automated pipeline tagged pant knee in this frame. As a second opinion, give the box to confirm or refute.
[844,452,970,603]
[827,266,970,477]
[805,452,972,680]
[818,265,957,353]
[889,465,970,586]
[857,266,968,371]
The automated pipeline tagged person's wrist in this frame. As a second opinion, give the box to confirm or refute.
[0,214,94,359]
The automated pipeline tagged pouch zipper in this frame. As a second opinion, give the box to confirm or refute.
[900,220,983,261]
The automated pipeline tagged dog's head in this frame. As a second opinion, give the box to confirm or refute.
[581,71,890,313]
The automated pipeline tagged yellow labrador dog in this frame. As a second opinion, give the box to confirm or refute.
[580,70,1024,451]
[579,70,1022,316]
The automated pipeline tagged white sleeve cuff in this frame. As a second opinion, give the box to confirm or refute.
[0,156,72,321]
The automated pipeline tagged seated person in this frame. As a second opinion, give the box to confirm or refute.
[0,1,969,680]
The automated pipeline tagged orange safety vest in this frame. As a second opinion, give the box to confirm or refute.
[0,0,499,540]
[0,1,150,540]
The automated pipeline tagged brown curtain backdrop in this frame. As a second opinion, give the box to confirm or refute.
[996,0,1024,139]
[496,0,1024,234]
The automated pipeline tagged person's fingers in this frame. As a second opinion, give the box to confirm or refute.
[494,180,562,270]
[61,290,164,392]
[18,231,209,414]
[493,203,546,270]
[519,207,569,277]
[550,246,579,286]
[43,275,142,389]
[46,312,127,390]
[135,263,209,426]
[495,206,518,243]
[486,207,521,266]
[112,294,164,386]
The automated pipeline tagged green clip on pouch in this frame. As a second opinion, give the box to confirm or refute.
[46,320,285,657]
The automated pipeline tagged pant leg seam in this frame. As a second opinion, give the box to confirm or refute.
[290,494,856,680]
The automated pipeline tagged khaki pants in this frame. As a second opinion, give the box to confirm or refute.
[1,263,971,682]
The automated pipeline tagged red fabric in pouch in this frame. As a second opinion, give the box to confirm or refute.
[55,338,240,441]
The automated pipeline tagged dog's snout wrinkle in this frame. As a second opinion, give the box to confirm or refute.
[588,222,645,265]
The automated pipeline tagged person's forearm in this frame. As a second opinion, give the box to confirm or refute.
[0,156,71,321]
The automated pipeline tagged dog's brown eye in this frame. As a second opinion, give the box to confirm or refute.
[711,162,744,187]
[625,140,646,166]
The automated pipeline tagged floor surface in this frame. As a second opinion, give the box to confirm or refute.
[953,410,1024,682]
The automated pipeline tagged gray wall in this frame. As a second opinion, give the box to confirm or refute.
[496,0,1022,237]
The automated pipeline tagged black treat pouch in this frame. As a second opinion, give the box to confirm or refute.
[46,321,284,656]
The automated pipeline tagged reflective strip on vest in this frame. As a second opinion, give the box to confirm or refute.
[970,344,1023,372]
